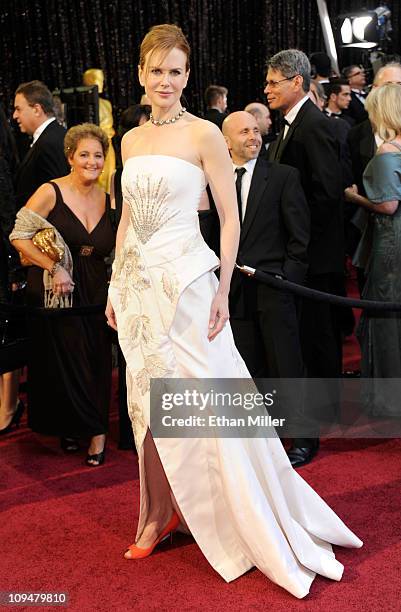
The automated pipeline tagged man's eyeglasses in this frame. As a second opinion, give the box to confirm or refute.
[349,69,364,78]
[265,75,299,88]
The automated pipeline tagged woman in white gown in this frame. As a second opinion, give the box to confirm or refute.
[106,24,362,599]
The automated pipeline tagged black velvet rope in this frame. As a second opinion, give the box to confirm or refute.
[2,267,401,319]
[237,266,401,312]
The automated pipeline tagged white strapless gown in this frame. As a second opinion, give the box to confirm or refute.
[108,155,362,599]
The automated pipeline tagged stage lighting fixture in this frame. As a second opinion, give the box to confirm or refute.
[338,5,391,49]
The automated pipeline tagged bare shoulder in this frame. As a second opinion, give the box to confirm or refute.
[377,141,401,154]
[189,116,225,145]
[25,181,57,215]
[31,181,57,202]
[189,115,221,134]
[121,125,146,159]
[186,116,231,175]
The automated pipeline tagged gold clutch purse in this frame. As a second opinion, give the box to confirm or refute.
[19,228,64,267]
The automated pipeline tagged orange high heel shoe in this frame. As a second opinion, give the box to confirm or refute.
[125,511,180,559]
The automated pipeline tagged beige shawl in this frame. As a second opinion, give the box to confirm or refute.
[10,208,74,308]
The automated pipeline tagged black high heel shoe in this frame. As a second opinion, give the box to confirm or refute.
[85,448,106,467]
[0,400,25,435]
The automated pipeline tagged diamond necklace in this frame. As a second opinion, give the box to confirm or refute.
[150,107,186,126]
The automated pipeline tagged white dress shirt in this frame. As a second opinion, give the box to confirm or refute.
[31,117,56,146]
[351,89,366,106]
[233,157,257,220]
[283,95,309,138]
[325,109,342,118]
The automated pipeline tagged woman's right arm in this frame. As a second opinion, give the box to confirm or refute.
[344,185,398,215]
[11,184,74,294]
[11,184,58,271]
[105,134,132,329]
[114,201,129,255]
[105,196,129,329]
[113,133,132,256]
[345,144,400,215]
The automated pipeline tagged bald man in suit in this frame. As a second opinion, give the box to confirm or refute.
[223,111,310,446]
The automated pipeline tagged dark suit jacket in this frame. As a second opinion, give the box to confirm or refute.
[346,118,376,253]
[198,185,220,258]
[15,120,69,209]
[347,118,375,196]
[230,158,310,318]
[344,91,368,125]
[268,98,344,276]
[204,108,227,130]
[323,109,355,128]
[325,116,353,189]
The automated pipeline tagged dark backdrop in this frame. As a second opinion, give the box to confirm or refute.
[1,0,400,120]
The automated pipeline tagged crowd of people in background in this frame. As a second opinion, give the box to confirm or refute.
[1,46,401,469]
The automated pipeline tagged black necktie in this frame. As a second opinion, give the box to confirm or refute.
[235,167,246,225]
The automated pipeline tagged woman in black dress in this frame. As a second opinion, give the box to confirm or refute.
[11,123,114,465]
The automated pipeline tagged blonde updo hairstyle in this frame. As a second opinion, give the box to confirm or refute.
[139,24,191,75]
[64,123,109,160]
[365,83,401,142]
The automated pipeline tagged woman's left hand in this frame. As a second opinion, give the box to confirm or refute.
[344,184,358,202]
[208,292,229,341]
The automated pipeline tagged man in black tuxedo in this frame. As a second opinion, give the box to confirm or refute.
[204,85,228,130]
[267,49,344,466]
[13,80,69,209]
[324,79,355,128]
[341,65,368,125]
[222,111,310,445]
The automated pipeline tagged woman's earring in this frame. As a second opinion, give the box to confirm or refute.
[70,166,74,173]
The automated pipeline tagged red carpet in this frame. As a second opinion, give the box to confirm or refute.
[1,271,400,611]
[1,409,401,611]
[343,264,362,372]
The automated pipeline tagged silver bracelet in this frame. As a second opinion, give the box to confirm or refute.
[49,262,62,277]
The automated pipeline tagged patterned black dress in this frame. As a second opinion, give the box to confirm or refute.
[358,146,401,416]
[26,182,115,436]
